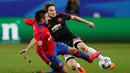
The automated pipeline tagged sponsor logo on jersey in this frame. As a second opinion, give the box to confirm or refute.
[51,24,62,32]
[58,18,62,22]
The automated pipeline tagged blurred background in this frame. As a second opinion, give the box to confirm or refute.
[0,0,130,43]
[0,0,130,73]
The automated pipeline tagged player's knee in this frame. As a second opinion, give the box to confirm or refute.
[73,47,79,52]
[68,47,76,54]
[78,43,88,51]
[72,48,79,54]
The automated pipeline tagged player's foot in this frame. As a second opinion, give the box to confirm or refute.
[110,63,115,70]
[88,51,100,63]
[77,67,86,73]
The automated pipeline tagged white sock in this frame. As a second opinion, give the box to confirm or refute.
[85,47,103,60]
[98,54,104,60]
[76,63,81,70]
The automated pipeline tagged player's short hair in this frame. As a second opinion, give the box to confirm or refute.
[35,9,47,21]
[44,2,56,11]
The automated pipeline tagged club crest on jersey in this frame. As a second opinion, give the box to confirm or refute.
[48,24,51,27]
[38,41,42,46]
[58,18,62,22]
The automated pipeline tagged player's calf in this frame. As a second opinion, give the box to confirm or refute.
[76,42,104,61]
[66,58,77,70]
[63,54,86,73]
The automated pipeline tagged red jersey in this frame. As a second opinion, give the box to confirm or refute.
[24,18,55,56]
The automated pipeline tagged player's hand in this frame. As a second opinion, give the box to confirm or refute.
[19,49,28,54]
[88,22,95,28]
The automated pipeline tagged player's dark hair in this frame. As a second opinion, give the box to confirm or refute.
[35,9,47,21]
[44,2,56,11]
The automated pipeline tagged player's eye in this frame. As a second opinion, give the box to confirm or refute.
[51,10,54,12]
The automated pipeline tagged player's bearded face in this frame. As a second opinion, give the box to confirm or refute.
[48,6,56,18]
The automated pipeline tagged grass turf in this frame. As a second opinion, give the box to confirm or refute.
[0,43,130,73]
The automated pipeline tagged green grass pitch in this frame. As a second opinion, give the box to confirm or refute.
[0,43,130,73]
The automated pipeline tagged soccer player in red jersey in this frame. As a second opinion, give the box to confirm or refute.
[20,10,100,73]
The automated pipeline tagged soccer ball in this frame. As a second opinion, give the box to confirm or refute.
[99,57,112,69]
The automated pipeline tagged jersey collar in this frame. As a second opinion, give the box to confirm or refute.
[36,21,46,26]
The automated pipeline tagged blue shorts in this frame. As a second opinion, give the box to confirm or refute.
[47,42,68,72]
[54,42,68,56]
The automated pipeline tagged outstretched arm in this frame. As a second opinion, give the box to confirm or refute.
[71,15,95,28]
[19,37,51,65]
[19,37,36,54]
[24,18,35,26]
